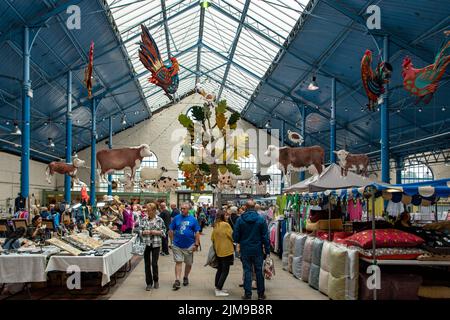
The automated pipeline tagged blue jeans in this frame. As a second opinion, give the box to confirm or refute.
[241,255,264,297]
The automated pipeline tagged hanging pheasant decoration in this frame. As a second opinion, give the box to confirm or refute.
[360,49,393,111]
[138,24,179,100]
[402,31,450,104]
[84,41,94,99]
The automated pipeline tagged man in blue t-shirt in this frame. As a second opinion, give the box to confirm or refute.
[169,202,201,291]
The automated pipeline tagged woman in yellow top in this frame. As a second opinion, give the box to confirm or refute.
[211,210,234,297]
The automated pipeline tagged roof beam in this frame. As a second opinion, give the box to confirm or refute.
[201,43,262,80]
[160,0,172,58]
[195,5,206,84]
[320,0,435,63]
[217,0,251,100]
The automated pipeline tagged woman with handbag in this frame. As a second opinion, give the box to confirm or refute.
[211,210,234,297]
[140,203,166,291]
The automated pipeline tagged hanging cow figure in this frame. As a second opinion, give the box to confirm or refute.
[264,145,325,185]
[96,144,153,184]
[139,167,168,190]
[46,157,85,184]
[334,149,370,177]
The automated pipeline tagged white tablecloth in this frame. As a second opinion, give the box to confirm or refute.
[0,254,48,283]
[45,237,134,286]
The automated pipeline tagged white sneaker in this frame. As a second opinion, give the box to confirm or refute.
[215,289,230,297]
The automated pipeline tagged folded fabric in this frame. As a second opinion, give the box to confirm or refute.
[306,219,343,232]
[292,256,303,279]
[309,238,324,290]
[319,241,331,295]
[345,229,425,249]
[301,237,314,282]
[288,254,294,274]
[417,253,450,261]
[309,209,340,223]
[418,286,450,299]
[353,247,427,260]
[293,234,307,257]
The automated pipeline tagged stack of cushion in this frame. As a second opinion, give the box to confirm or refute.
[319,241,331,295]
[301,237,314,282]
[288,233,298,274]
[327,244,348,300]
[292,234,307,279]
[345,229,425,260]
[308,238,324,290]
[344,247,359,300]
[282,232,291,271]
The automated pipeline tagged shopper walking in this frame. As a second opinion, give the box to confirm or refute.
[169,202,201,291]
[233,200,270,300]
[211,210,234,297]
[140,203,166,291]
[170,203,181,220]
[158,202,171,255]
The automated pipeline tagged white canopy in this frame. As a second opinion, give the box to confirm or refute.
[284,163,374,193]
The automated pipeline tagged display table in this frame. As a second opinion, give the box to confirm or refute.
[45,237,135,286]
[0,247,60,284]
[360,257,450,266]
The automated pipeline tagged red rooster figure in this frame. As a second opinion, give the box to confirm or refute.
[402,31,450,104]
[361,49,393,111]
[139,24,179,100]
[84,41,94,99]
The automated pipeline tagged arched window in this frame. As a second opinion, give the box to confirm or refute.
[401,161,434,183]
[178,152,188,190]
[236,154,258,174]
[267,164,282,195]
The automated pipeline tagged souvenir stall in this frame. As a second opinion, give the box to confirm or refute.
[282,178,450,300]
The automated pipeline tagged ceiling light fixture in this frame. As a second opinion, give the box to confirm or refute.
[265,120,271,129]
[307,75,319,91]
[121,115,127,125]
[48,138,55,148]
[199,1,211,9]
[11,122,21,135]
[442,106,446,111]
[418,107,423,112]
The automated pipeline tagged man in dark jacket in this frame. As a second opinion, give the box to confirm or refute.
[159,202,171,255]
[233,200,270,300]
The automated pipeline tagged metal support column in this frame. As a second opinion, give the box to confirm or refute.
[299,105,306,181]
[107,116,113,196]
[281,119,285,191]
[395,157,403,184]
[20,26,31,207]
[90,98,97,207]
[330,77,336,163]
[64,70,73,204]
[381,36,390,183]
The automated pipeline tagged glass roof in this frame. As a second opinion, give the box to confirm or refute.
[106,0,308,112]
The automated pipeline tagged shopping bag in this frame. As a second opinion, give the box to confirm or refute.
[264,256,275,280]
[131,235,145,256]
[204,245,218,269]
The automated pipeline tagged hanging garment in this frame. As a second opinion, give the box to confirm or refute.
[367,197,384,218]
[347,199,363,221]
[387,201,404,218]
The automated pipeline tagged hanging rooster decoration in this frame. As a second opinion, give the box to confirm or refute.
[84,41,94,99]
[402,31,450,104]
[360,49,393,111]
[139,24,179,100]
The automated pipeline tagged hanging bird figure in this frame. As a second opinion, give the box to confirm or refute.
[402,31,450,104]
[139,24,179,100]
[84,41,94,99]
[361,49,393,111]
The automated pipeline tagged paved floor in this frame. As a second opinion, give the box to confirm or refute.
[110,227,328,300]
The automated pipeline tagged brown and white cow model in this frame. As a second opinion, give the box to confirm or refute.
[264,145,325,180]
[334,150,369,177]
[46,157,85,184]
[151,177,181,192]
[96,144,152,183]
